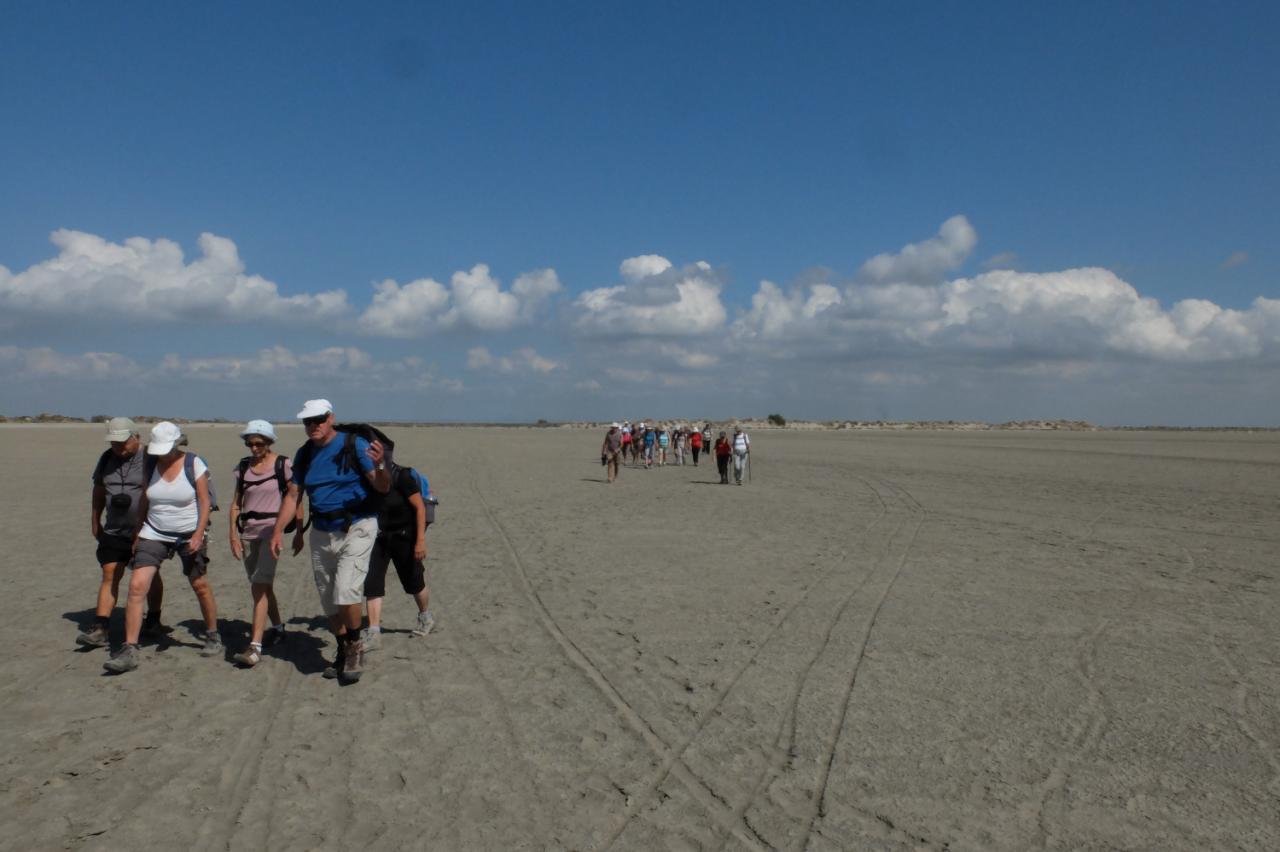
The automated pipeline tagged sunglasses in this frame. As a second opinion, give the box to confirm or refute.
[302,415,328,427]
[244,440,269,449]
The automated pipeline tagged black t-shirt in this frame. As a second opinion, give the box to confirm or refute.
[378,467,421,533]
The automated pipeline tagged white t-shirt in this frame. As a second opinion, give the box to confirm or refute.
[733,432,750,452]
[140,456,209,542]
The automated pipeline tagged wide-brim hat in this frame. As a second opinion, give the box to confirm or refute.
[240,419,277,441]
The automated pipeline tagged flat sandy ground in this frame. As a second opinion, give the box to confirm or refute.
[2,425,1277,851]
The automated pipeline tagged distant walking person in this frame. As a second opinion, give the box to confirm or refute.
[104,422,222,673]
[270,400,391,685]
[689,427,703,466]
[732,425,751,485]
[228,420,294,667]
[714,431,732,484]
[601,422,622,483]
[79,418,165,648]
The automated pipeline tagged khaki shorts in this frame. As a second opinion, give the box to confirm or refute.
[241,538,279,584]
[308,517,376,616]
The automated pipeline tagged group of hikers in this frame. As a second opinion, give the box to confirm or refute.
[81,399,437,685]
[600,421,751,485]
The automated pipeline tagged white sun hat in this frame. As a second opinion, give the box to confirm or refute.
[147,421,182,455]
[240,419,278,441]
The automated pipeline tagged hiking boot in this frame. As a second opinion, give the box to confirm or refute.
[323,645,346,679]
[76,624,110,648]
[200,630,224,658]
[412,610,436,637]
[232,645,262,667]
[360,628,382,652]
[104,643,140,674]
[338,640,365,684]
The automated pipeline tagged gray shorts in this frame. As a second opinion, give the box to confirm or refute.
[308,517,376,616]
[241,538,279,584]
[131,536,209,578]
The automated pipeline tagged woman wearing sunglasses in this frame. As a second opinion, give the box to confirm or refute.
[228,420,297,667]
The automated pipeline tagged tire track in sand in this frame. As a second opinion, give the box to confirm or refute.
[190,556,323,852]
[469,471,770,852]
[601,476,892,851]
[784,475,927,852]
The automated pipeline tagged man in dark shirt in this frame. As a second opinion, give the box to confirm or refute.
[361,464,433,651]
[78,418,164,648]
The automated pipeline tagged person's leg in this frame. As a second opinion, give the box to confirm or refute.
[123,564,158,645]
[364,536,391,630]
[249,583,271,645]
[333,519,376,681]
[97,561,124,617]
[146,572,164,619]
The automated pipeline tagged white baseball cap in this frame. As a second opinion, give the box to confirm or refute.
[240,419,278,441]
[297,399,333,419]
[147,421,183,455]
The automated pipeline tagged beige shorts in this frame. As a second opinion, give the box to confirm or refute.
[308,517,377,616]
[241,538,279,584]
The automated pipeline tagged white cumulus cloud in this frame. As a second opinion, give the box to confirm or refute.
[358,264,561,337]
[573,256,727,337]
[0,230,349,325]
[857,215,977,285]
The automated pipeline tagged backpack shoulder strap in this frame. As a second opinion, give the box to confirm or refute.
[294,442,313,488]
[183,452,198,488]
[274,455,289,495]
[235,457,251,504]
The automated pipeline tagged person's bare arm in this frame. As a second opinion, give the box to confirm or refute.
[189,474,211,554]
[409,492,428,561]
[271,483,301,558]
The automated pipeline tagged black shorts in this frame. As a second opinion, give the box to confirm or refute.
[96,532,134,566]
[365,530,426,598]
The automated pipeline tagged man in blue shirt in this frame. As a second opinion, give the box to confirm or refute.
[271,399,391,684]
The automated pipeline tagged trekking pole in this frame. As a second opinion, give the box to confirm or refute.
[748,451,753,483]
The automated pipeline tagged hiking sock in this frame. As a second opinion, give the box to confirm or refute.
[366,625,381,635]
[95,615,110,628]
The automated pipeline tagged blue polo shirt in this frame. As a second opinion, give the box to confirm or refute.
[294,434,377,532]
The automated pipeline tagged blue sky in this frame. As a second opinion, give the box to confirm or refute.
[2,2,1277,424]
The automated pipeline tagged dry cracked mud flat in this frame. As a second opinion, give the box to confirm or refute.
[1,425,1277,851]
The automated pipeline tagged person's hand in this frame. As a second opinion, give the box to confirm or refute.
[187,530,204,555]
[270,531,283,559]
[291,529,305,556]
[366,439,385,466]
[230,537,243,560]
[414,540,426,561]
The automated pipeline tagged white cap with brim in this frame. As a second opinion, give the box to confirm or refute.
[104,417,138,442]
[240,419,277,441]
[147,421,183,456]
[297,399,333,419]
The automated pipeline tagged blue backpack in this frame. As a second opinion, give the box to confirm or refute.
[397,465,438,525]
